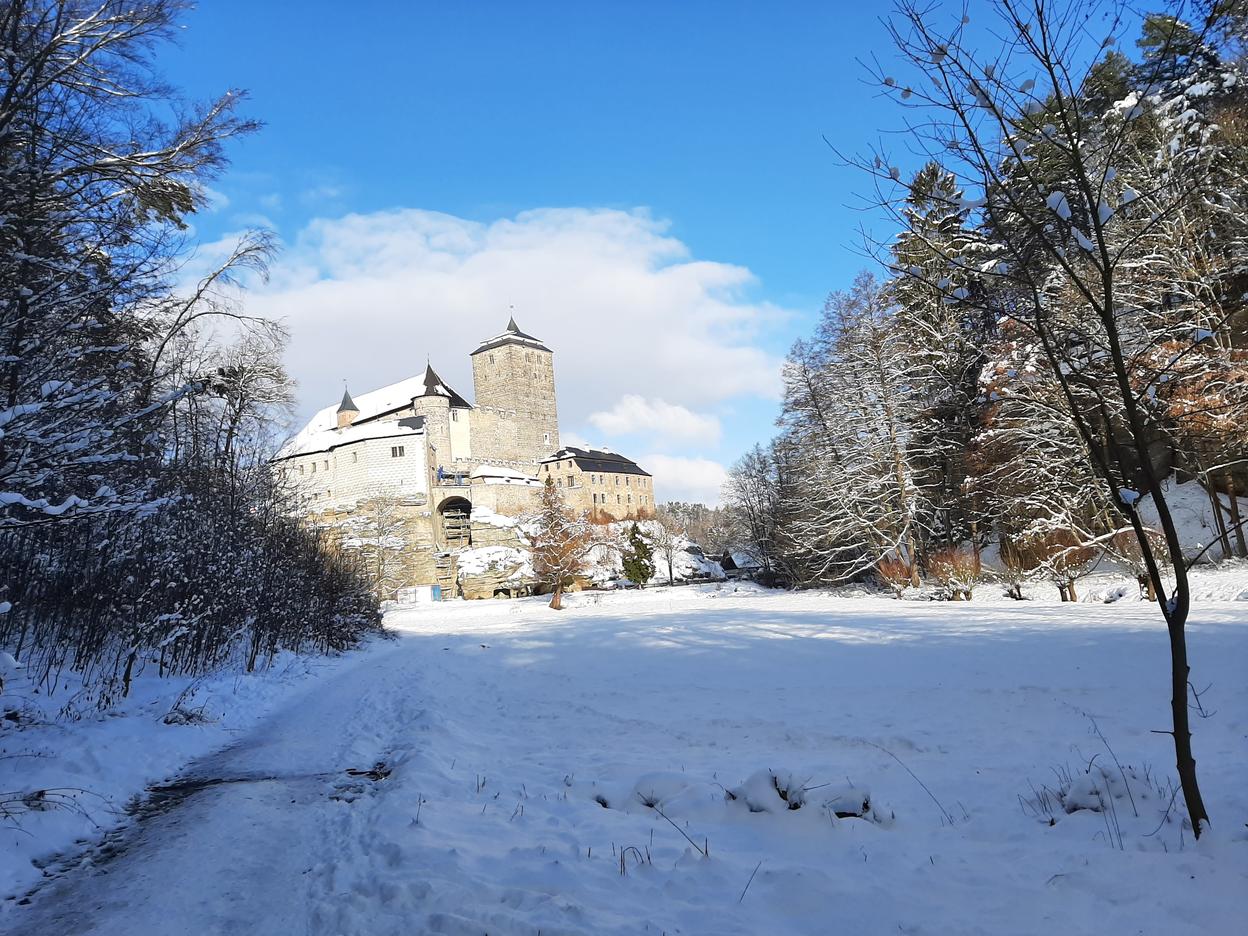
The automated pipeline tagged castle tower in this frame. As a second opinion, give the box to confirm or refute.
[469,317,560,466]
[336,387,359,428]
[410,363,471,474]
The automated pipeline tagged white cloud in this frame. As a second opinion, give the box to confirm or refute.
[588,395,720,447]
[641,454,728,506]
[299,183,343,206]
[199,186,230,213]
[237,206,786,458]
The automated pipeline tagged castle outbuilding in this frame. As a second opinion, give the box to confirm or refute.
[275,319,654,594]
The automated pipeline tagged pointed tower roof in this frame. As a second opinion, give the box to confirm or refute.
[337,387,359,414]
[419,363,472,409]
[471,315,552,355]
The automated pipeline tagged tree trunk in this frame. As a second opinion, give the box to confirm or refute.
[549,584,563,610]
[1067,580,1078,603]
[1226,476,1247,559]
[1207,480,1232,560]
[122,648,137,698]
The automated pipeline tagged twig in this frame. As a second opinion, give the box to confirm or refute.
[645,798,708,857]
[864,740,954,825]
[1145,781,1182,837]
[1085,714,1137,818]
[738,860,764,903]
[1188,681,1217,719]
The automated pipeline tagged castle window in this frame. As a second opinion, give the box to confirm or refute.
[617,494,621,504]
[324,460,329,471]
[543,432,550,444]
[391,446,405,458]
[628,494,632,504]
[451,409,459,422]
[557,478,563,488]
[615,476,620,486]
[626,477,630,487]
[311,462,316,474]
[298,464,305,475]
[352,452,358,463]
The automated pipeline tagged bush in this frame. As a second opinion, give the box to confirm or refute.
[998,537,1042,600]
[875,556,915,597]
[0,466,380,708]
[928,546,981,600]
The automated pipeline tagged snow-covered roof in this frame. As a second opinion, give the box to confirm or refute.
[289,374,427,443]
[470,464,542,486]
[471,316,552,356]
[471,464,535,481]
[278,364,473,460]
[418,364,471,409]
[276,415,424,460]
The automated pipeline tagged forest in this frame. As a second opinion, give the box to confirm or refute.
[0,1,380,710]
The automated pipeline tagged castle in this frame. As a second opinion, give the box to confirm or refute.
[275,318,654,595]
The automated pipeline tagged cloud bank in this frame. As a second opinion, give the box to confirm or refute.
[235,206,785,504]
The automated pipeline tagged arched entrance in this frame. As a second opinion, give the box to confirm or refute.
[438,497,472,548]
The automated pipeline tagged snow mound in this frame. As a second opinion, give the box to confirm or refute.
[727,768,892,824]
[457,546,532,579]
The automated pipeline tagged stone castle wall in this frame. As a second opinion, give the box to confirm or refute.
[538,457,655,520]
[469,342,560,468]
[280,432,428,513]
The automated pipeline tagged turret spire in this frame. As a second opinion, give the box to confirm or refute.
[336,386,359,429]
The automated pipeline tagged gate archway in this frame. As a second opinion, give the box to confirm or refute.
[438,497,472,548]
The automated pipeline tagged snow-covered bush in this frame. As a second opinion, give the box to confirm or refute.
[726,768,893,824]
[927,546,981,600]
[875,557,916,598]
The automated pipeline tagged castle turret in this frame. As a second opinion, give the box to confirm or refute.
[469,317,559,466]
[411,363,471,471]
[336,387,359,429]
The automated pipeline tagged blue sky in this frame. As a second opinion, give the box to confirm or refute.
[165,1,902,502]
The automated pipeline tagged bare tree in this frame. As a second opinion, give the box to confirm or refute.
[343,496,409,602]
[722,444,781,576]
[652,509,687,585]
[846,0,1248,835]
[528,478,596,609]
[0,0,265,527]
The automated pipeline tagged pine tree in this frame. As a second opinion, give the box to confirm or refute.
[621,523,655,587]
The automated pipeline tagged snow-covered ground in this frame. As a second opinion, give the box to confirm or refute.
[4,582,1247,934]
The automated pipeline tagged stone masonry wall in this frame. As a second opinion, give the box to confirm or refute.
[470,342,560,468]
[536,458,655,520]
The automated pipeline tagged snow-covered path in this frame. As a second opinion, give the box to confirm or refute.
[11,638,430,935]
[9,585,1248,935]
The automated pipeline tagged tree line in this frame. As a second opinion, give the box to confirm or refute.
[0,1,379,710]
[724,0,1248,838]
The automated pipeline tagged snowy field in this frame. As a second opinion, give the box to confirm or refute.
[4,582,1247,935]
